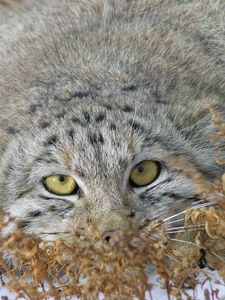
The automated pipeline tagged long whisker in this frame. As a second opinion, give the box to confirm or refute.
[164,253,181,264]
[165,218,185,225]
[39,231,71,235]
[163,201,214,223]
[166,224,205,231]
[166,228,204,234]
[169,238,196,246]
[170,238,225,264]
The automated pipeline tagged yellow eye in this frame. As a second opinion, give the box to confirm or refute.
[43,175,78,195]
[129,160,160,187]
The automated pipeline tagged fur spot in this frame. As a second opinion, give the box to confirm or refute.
[56,112,65,119]
[20,220,30,228]
[122,105,134,113]
[110,123,116,131]
[6,127,18,134]
[121,85,138,92]
[84,111,91,122]
[72,117,83,125]
[45,135,59,146]
[29,103,42,113]
[102,104,112,111]
[88,132,104,145]
[72,91,90,98]
[95,113,106,123]
[128,120,144,132]
[49,205,58,212]
[68,129,75,141]
[4,164,14,176]
[39,122,50,129]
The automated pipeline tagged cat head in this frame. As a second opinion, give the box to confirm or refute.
[0,96,218,244]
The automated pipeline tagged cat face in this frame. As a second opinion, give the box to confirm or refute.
[0,100,206,243]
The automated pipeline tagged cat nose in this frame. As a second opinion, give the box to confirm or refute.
[102,228,120,243]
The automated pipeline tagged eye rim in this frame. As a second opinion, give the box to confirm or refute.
[129,160,161,188]
[43,174,79,196]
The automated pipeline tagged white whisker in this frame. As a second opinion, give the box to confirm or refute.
[172,250,184,257]
[166,224,205,231]
[164,253,181,264]
[166,228,204,234]
[163,201,214,223]
[169,238,196,246]
[211,251,225,264]
[165,218,184,225]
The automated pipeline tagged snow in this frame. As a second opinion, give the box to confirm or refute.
[0,269,224,300]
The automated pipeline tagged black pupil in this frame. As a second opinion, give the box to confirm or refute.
[59,175,65,182]
[138,165,144,173]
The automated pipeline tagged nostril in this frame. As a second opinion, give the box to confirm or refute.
[102,228,119,243]
[105,235,111,243]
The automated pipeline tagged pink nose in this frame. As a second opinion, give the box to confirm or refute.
[102,228,120,243]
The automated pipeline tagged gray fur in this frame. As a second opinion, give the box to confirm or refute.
[0,0,224,243]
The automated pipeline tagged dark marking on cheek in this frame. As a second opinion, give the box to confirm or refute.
[17,189,32,199]
[121,84,138,92]
[6,127,18,134]
[39,195,75,210]
[39,122,50,129]
[95,113,106,123]
[28,210,43,217]
[49,205,58,212]
[20,220,31,228]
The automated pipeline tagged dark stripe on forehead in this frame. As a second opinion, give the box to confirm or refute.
[121,85,138,92]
